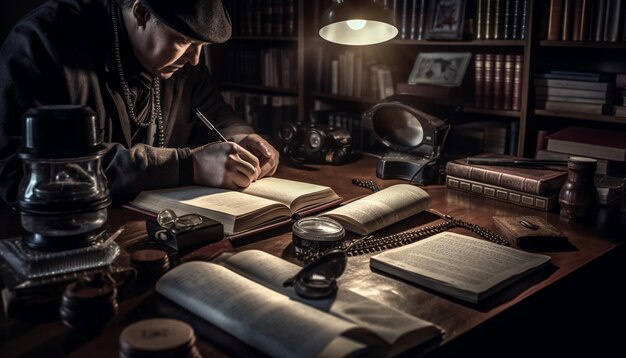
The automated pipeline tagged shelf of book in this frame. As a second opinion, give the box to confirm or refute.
[379,40,525,47]
[534,109,626,125]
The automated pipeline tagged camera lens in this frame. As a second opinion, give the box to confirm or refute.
[305,129,324,153]
[278,122,297,143]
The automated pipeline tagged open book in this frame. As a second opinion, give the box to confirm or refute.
[321,184,431,235]
[156,250,442,358]
[128,177,341,237]
[370,232,551,303]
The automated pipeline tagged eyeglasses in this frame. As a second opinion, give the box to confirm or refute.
[157,209,204,230]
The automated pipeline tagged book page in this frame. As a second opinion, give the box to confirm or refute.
[216,250,441,355]
[156,262,375,358]
[242,177,340,212]
[320,184,431,235]
[130,186,291,235]
[371,232,551,303]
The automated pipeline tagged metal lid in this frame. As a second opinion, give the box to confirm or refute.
[292,217,345,242]
[19,105,107,159]
[120,318,196,357]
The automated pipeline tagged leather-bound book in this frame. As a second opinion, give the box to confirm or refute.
[474,54,485,108]
[485,0,493,39]
[512,55,523,111]
[493,0,501,39]
[577,0,591,41]
[476,0,484,39]
[484,54,495,108]
[547,0,564,40]
[593,0,606,42]
[493,54,504,109]
[561,0,574,40]
[519,0,528,39]
[502,0,512,39]
[503,54,514,110]
[445,153,568,195]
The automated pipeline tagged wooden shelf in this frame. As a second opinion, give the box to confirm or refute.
[221,82,298,95]
[388,39,525,46]
[534,109,626,124]
[540,41,626,49]
[463,107,522,118]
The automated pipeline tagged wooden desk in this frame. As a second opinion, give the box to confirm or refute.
[1,156,625,357]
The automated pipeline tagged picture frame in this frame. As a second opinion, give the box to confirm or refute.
[407,52,472,87]
[424,0,467,40]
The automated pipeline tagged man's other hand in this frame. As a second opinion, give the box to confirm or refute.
[237,134,279,179]
[192,142,261,189]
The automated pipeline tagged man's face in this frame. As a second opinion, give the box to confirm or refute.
[127,2,208,79]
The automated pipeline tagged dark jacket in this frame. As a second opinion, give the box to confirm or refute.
[0,0,253,205]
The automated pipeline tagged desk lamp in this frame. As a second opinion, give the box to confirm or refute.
[319,0,398,45]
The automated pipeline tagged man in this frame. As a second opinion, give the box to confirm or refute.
[0,0,279,205]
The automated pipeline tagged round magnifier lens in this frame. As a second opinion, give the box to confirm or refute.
[306,131,323,151]
[292,217,345,255]
[157,209,177,228]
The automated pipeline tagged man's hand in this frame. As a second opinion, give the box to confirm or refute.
[191,142,261,189]
[237,134,279,179]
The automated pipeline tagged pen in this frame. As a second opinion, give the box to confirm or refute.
[194,108,228,142]
[467,157,568,167]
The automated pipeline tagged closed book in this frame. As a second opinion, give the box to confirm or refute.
[546,126,626,162]
[493,54,504,109]
[536,100,611,115]
[534,94,606,104]
[536,149,626,176]
[519,0,528,39]
[533,78,610,91]
[539,71,612,82]
[503,54,514,110]
[561,0,574,40]
[484,54,494,108]
[512,55,523,111]
[445,153,567,195]
[474,54,485,108]
[485,0,493,39]
[446,175,560,211]
[476,0,484,39]
[547,0,564,40]
[593,0,606,42]
[493,0,501,39]
[534,86,611,101]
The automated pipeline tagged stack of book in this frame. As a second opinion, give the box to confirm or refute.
[542,126,626,205]
[445,153,568,211]
[534,71,615,115]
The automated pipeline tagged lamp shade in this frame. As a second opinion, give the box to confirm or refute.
[319,0,398,45]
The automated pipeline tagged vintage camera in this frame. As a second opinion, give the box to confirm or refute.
[277,121,353,164]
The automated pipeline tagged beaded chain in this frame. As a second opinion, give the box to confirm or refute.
[110,2,165,147]
[351,178,381,192]
[303,177,510,264]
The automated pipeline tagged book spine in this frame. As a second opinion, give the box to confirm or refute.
[493,0,501,39]
[512,0,521,39]
[417,0,426,40]
[484,54,494,108]
[578,0,591,41]
[493,54,504,110]
[485,0,493,40]
[410,0,418,39]
[519,0,528,39]
[476,0,484,40]
[503,0,512,40]
[284,0,295,36]
[547,0,564,40]
[561,0,574,41]
[262,0,273,36]
[503,54,514,110]
[445,160,545,194]
[446,175,558,211]
[572,0,583,41]
[512,55,523,111]
[475,54,485,108]
[594,0,606,42]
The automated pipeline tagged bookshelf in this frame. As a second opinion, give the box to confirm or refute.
[211,0,626,158]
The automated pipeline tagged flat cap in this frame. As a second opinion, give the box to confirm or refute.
[141,0,232,43]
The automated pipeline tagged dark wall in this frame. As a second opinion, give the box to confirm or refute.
[1,0,48,43]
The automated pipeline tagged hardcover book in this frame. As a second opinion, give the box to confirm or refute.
[546,126,626,162]
[446,175,560,211]
[157,250,443,357]
[445,153,568,195]
[370,232,551,303]
[127,177,342,238]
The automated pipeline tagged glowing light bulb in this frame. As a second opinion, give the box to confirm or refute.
[346,19,367,30]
